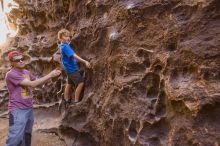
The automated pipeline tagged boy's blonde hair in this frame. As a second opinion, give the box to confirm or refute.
[57,29,71,41]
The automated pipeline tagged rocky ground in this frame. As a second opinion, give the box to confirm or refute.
[0,118,65,146]
[0,103,65,146]
[0,0,220,146]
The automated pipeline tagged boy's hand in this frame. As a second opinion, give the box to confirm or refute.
[49,69,61,78]
[85,61,92,69]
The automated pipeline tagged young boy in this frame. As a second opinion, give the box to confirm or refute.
[4,50,61,146]
[57,29,91,104]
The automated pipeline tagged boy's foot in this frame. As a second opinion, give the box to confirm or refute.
[58,98,79,114]
[65,98,73,107]
[71,100,79,105]
[67,98,79,105]
[69,98,81,105]
[58,98,71,110]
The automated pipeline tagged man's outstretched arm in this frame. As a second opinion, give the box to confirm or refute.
[20,69,61,88]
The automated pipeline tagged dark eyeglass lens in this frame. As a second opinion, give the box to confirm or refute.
[13,58,24,62]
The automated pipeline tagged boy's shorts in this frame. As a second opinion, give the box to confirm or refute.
[67,71,84,86]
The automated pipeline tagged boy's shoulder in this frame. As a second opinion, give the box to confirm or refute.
[59,43,69,48]
[59,43,73,51]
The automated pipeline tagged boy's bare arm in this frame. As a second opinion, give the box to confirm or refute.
[73,54,91,68]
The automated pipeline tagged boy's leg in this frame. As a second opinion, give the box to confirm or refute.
[79,83,85,100]
[5,109,29,146]
[64,84,71,101]
[67,71,84,103]
[75,82,84,102]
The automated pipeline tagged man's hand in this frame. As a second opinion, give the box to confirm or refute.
[85,61,91,69]
[49,69,61,78]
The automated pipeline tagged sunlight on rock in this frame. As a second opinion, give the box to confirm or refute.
[0,0,18,45]
[126,2,135,9]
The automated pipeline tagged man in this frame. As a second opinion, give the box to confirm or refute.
[4,50,61,146]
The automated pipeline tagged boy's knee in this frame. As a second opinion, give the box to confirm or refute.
[66,84,72,87]
[65,84,72,90]
[77,82,84,88]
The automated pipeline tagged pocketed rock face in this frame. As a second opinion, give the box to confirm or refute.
[0,0,220,146]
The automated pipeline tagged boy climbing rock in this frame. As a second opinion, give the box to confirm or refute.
[57,29,91,104]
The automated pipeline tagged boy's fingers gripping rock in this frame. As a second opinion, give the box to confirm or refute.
[86,61,92,69]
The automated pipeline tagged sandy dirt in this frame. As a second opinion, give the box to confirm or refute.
[0,104,65,146]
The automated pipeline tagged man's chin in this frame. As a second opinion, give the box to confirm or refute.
[18,65,26,69]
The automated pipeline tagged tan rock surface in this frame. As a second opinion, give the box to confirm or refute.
[0,0,219,145]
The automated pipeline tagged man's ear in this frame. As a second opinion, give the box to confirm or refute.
[10,62,14,67]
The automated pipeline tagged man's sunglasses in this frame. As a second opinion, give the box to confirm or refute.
[12,58,24,62]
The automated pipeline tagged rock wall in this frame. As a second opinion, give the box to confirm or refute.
[0,0,220,146]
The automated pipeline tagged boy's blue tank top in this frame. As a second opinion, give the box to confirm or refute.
[59,43,79,74]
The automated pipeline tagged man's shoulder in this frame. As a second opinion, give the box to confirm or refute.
[6,69,14,77]
[5,69,16,80]
[6,69,30,78]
